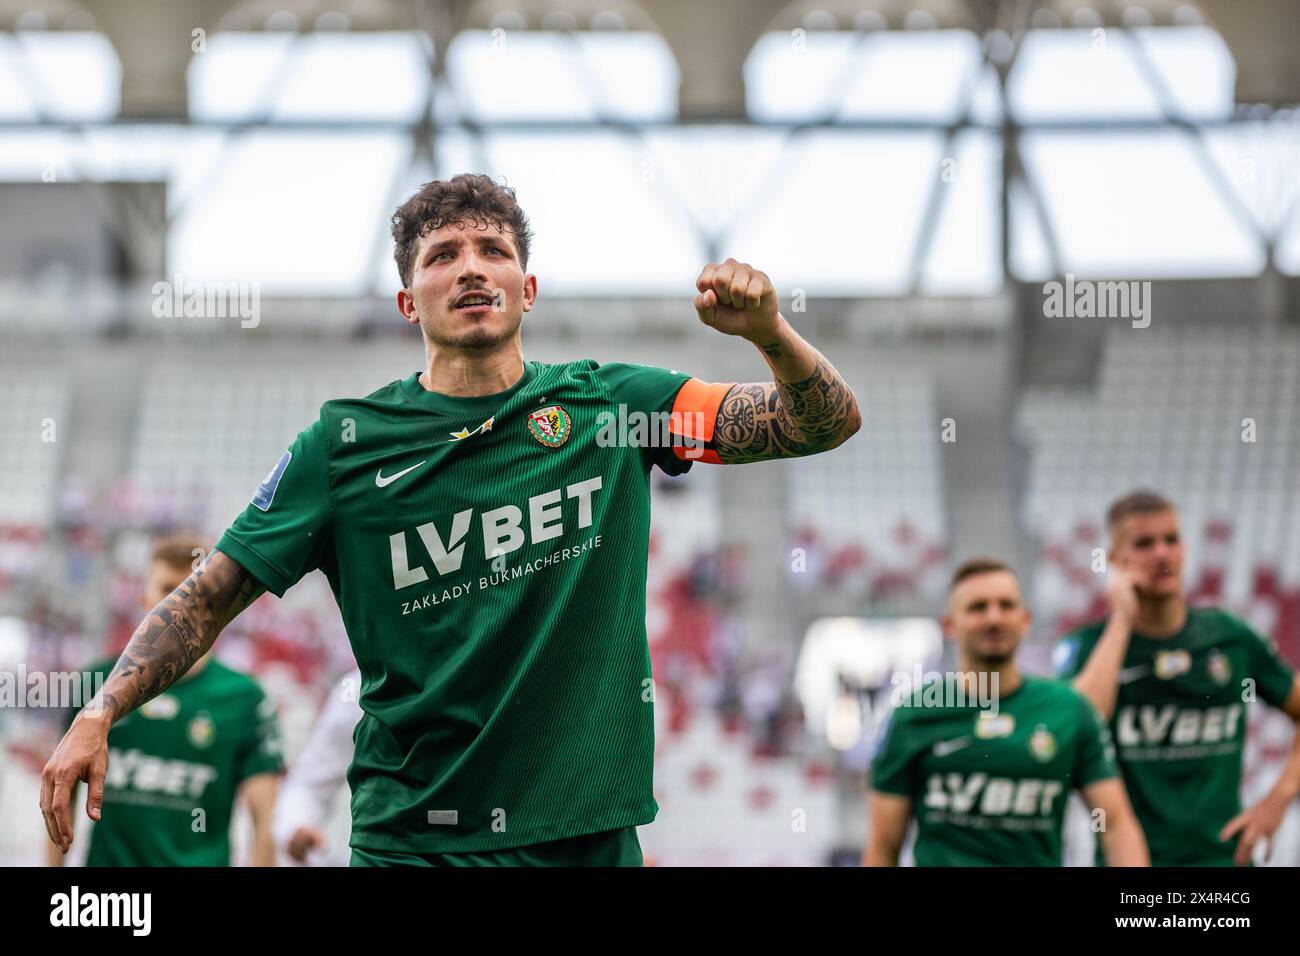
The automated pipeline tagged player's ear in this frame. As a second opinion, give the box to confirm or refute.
[397,288,419,325]
[522,273,537,312]
[940,612,955,641]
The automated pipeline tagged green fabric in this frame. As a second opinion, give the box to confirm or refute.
[1055,607,1295,866]
[216,360,695,854]
[74,659,282,867]
[871,675,1117,866]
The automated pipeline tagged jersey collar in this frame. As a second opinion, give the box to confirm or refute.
[398,362,535,417]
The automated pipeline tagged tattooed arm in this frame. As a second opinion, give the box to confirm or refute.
[39,549,264,853]
[693,257,861,463]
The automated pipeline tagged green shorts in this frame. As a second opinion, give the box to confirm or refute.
[350,827,643,867]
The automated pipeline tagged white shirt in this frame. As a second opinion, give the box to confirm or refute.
[272,669,362,866]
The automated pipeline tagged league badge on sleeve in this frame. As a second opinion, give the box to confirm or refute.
[252,450,292,512]
[527,404,571,448]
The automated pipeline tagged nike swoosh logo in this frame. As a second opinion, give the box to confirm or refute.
[375,461,426,488]
[1119,664,1151,685]
[932,736,972,757]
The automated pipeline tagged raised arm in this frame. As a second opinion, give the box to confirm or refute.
[1071,569,1139,720]
[39,549,264,854]
[694,258,861,464]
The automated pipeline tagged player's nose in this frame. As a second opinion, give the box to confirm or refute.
[458,251,490,280]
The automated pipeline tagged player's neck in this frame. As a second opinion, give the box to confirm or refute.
[957,659,1021,698]
[420,342,526,397]
[1133,595,1187,638]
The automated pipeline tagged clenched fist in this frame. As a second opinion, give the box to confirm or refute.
[694,258,782,343]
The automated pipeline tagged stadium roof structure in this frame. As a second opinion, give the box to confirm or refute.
[0,0,1296,295]
[1,0,1297,121]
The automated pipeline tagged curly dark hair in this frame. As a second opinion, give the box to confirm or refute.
[390,173,533,287]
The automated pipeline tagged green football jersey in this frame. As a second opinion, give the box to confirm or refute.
[1054,607,1296,866]
[871,675,1118,866]
[77,658,283,867]
[215,360,723,854]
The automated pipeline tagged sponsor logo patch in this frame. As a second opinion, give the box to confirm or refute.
[140,694,179,720]
[1155,649,1191,680]
[974,713,1015,739]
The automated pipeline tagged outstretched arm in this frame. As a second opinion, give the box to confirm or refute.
[39,549,265,854]
[694,258,861,463]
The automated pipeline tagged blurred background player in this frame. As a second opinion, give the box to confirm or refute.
[273,668,361,866]
[1059,490,1300,866]
[45,533,282,867]
[866,557,1148,867]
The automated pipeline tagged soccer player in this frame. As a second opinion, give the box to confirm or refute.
[41,173,862,866]
[865,557,1148,867]
[272,668,361,865]
[1058,490,1300,866]
[45,533,282,867]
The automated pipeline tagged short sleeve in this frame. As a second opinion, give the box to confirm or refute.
[238,687,285,782]
[594,362,732,474]
[1072,693,1119,788]
[1235,616,1297,709]
[1052,631,1090,680]
[215,416,332,597]
[869,706,920,796]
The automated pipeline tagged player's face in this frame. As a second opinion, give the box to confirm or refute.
[401,219,537,351]
[943,571,1030,666]
[140,560,191,611]
[1110,509,1183,598]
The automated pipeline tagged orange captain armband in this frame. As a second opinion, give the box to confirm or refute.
[669,378,734,465]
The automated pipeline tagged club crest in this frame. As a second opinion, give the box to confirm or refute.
[1029,724,1057,762]
[527,404,571,448]
[1206,650,1231,686]
[188,712,216,748]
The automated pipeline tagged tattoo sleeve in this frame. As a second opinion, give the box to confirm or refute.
[94,550,265,722]
[712,356,861,464]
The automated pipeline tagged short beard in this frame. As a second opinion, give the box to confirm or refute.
[968,647,1016,668]
[421,312,521,353]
